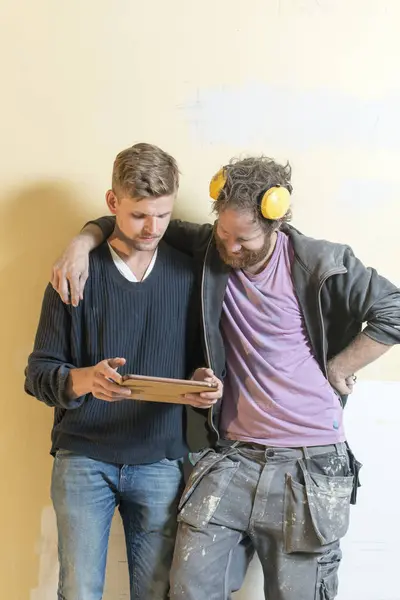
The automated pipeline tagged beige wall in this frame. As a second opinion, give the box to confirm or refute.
[1,1,399,598]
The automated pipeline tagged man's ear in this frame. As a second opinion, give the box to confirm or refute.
[106,189,118,214]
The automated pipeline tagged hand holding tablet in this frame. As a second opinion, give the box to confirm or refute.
[121,373,219,404]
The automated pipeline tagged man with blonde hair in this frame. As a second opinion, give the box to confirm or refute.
[25,143,222,600]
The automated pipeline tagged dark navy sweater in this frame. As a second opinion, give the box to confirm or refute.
[25,241,200,464]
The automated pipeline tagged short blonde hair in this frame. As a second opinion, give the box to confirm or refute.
[112,143,179,199]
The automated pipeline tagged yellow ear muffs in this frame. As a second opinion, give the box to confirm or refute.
[259,186,291,220]
[210,167,291,220]
[209,168,227,200]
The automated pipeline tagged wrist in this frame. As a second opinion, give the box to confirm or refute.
[72,232,96,253]
[327,357,351,381]
[68,367,93,398]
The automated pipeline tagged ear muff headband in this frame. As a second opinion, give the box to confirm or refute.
[209,168,291,220]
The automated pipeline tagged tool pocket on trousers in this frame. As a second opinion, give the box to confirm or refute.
[284,458,353,553]
[315,548,342,600]
[178,453,239,528]
[345,443,362,505]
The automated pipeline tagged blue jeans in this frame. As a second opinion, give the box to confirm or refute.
[51,450,184,600]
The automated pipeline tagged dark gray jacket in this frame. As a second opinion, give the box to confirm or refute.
[92,217,400,446]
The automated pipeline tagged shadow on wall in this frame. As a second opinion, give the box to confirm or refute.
[0,182,264,600]
[0,180,92,600]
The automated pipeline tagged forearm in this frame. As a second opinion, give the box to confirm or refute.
[52,221,115,305]
[82,216,115,242]
[75,222,109,250]
[328,332,391,377]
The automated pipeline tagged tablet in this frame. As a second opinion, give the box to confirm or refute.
[121,374,219,404]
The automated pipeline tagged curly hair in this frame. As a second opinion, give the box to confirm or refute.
[212,156,293,227]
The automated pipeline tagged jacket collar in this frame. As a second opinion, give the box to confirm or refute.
[281,224,348,280]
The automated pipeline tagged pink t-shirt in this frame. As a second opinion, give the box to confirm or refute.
[220,231,345,447]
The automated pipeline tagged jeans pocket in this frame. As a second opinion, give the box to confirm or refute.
[284,459,353,553]
[159,457,184,469]
[178,454,239,528]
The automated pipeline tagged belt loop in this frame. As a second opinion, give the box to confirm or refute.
[335,442,346,456]
[222,440,240,455]
[302,446,310,459]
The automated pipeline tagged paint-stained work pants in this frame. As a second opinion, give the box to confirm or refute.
[170,442,357,600]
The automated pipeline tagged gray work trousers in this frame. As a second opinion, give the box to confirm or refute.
[170,442,354,600]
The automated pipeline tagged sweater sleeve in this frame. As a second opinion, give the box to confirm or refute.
[24,284,85,409]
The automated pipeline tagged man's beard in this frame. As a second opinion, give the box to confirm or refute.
[215,230,273,270]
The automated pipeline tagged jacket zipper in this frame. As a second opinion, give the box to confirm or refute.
[201,236,220,440]
[317,267,347,405]
[317,267,346,375]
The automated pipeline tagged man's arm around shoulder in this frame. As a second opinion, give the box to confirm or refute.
[82,216,214,257]
[163,219,213,256]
